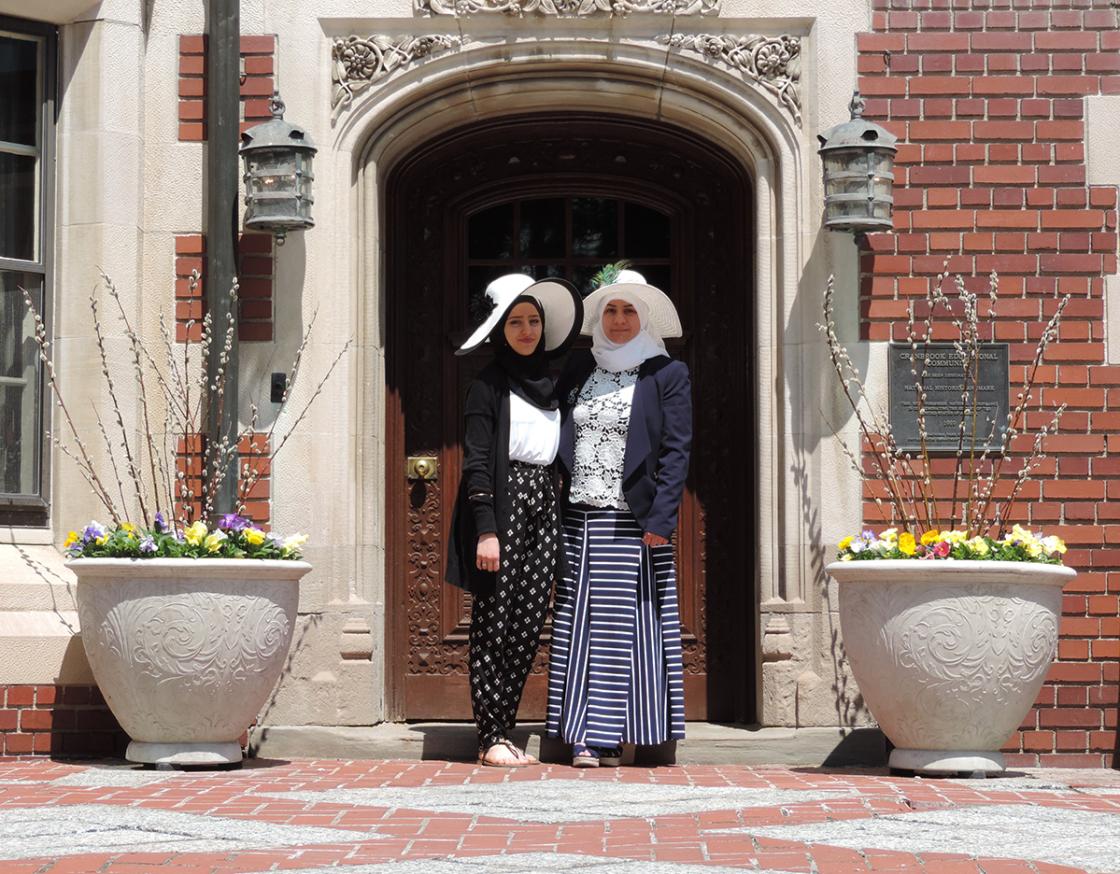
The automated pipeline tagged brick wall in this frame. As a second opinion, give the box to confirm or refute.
[178,34,276,141]
[0,685,125,758]
[174,232,275,343]
[857,0,1119,767]
[175,433,271,527]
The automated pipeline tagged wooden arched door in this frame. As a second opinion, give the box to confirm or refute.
[386,115,754,723]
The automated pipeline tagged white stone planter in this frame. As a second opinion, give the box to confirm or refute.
[825,559,1075,775]
[70,558,311,767]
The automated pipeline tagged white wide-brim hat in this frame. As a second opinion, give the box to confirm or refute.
[456,272,581,356]
[581,269,683,339]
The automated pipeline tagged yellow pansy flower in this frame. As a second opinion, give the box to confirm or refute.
[920,530,941,546]
[880,528,898,544]
[63,530,79,548]
[943,530,967,544]
[184,521,208,545]
[204,531,227,554]
[966,536,990,557]
[243,528,266,547]
[898,532,916,556]
[120,522,137,539]
[1027,539,1043,558]
[838,535,854,552]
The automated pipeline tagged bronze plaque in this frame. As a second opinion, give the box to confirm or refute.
[888,342,1009,453]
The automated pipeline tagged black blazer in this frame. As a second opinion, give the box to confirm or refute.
[446,363,512,595]
[557,350,692,539]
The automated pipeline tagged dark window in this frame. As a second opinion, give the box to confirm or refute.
[0,17,55,527]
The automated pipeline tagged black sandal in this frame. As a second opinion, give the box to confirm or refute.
[477,739,527,768]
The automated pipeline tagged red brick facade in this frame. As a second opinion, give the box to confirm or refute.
[858,0,1119,766]
[174,433,272,527]
[178,34,277,141]
[0,685,125,757]
[174,232,275,343]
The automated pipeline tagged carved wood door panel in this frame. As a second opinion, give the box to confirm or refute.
[386,115,754,722]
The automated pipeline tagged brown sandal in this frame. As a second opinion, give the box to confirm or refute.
[477,739,528,768]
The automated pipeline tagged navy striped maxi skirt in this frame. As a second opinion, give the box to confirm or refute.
[546,506,686,747]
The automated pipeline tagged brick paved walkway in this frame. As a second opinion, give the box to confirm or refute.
[0,758,1118,873]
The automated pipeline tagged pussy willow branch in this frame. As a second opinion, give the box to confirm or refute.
[20,287,120,524]
[974,295,1069,535]
[100,271,171,522]
[821,276,911,526]
[89,287,148,524]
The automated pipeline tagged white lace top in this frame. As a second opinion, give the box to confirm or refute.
[569,366,638,509]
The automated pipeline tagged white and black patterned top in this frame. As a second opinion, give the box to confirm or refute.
[569,365,639,509]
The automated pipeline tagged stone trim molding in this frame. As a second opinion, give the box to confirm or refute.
[331,32,802,126]
[660,33,802,127]
[418,0,718,16]
[331,35,462,109]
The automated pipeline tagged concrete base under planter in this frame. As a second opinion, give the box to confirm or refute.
[127,740,242,766]
[890,747,1005,776]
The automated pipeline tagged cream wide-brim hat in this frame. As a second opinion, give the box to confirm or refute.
[456,272,581,356]
[580,269,683,339]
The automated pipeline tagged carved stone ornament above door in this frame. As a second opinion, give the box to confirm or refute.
[331,34,462,109]
[330,30,802,129]
[659,33,802,127]
[417,0,719,15]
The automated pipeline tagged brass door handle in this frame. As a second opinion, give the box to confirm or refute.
[407,456,438,481]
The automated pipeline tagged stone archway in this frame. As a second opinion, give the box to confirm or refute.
[331,40,844,729]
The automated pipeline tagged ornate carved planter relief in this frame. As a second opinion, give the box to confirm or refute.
[825,559,1075,775]
[72,558,311,766]
[332,34,462,109]
[418,0,719,15]
[659,33,801,126]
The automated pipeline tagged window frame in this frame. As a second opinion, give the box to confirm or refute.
[0,15,57,528]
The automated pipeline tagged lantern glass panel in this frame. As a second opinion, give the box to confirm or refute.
[872,177,893,198]
[255,198,296,220]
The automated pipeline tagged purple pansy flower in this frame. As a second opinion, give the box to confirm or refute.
[139,536,157,555]
[218,513,250,532]
[153,511,168,533]
[81,522,106,543]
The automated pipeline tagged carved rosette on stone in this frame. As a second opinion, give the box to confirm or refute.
[659,33,802,127]
[331,34,462,110]
[418,0,719,15]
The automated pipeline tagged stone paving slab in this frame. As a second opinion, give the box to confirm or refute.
[0,803,379,860]
[738,803,1120,873]
[0,758,1116,874]
[255,781,860,822]
[280,855,803,873]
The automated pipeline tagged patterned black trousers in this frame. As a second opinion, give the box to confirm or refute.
[469,461,560,751]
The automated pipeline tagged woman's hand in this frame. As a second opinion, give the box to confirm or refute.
[643,532,669,547]
[476,533,500,572]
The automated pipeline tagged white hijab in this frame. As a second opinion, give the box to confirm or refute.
[591,290,668,373]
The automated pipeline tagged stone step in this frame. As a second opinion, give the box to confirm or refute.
[249,723,887,767]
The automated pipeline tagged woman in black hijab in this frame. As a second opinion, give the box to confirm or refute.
[446,273,582,767]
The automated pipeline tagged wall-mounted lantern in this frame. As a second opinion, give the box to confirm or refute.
[817,91,897,235]
[239,93,316,244]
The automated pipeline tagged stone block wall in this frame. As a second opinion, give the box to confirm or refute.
[857,0,1119,767]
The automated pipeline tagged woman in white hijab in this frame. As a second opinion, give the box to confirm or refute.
[546,268,692,767]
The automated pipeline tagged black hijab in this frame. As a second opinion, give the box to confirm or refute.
[489,295,558,411]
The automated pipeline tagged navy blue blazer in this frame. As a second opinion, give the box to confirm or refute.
[557,350,692,539]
